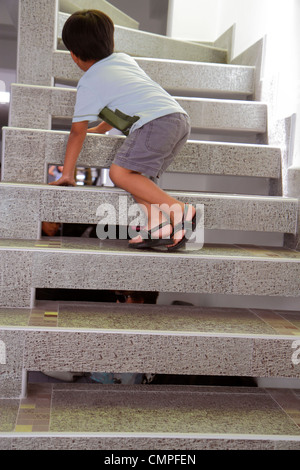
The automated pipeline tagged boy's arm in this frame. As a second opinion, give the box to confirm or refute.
[49,121,88,186]
[87,121,113,134]
[48,165,55,176]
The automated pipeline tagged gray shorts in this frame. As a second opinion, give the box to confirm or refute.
[113,112,191,178]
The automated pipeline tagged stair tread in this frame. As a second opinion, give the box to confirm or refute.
[1,302,300,338]
[2,128,282,182]
[1,300,299,379]
[1,384,300,449]
[52,50,255,96]
[58,12,228,64]
[9,84,267,133]
[0,238,299,259]
[0,181,295,200]
[1,240,299,307]
[0,183,297,238]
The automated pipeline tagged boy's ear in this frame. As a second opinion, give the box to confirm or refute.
[70,51,80,65]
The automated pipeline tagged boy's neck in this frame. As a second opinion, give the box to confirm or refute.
[70,51,97,72]
[78,59,97,72]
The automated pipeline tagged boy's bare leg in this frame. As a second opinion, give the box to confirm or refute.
[109,164,195,246]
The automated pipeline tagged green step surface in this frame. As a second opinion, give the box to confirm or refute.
[0,383,300,449]
[0,301,300,394]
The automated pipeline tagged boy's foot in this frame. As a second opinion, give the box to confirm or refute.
[128,220,173,249]
[167,204,196,251]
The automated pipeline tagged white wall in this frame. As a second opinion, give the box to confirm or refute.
[167,0,221,41]
[168,0,300,168]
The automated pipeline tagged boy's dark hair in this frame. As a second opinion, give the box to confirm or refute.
[62,10,114,62]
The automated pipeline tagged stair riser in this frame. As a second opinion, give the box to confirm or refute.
[1,327,299,399]
[2,128,281,184]
[52,51,254,97]
[0,249,299,309]
[1,435,300,450]
[0,184,297,239]
[9,85,267,133]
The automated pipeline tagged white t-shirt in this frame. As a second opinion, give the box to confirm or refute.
[72,52,186,133]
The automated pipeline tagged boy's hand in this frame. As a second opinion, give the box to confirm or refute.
[48,121,88,187]
[49,175,76,186]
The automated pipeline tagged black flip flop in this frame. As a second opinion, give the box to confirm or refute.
[129,220,174,250]
[167,205,196,252]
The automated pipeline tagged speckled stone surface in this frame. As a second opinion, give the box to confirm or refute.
[2,127,281,184]
[287,167,300,198]
[22,329,253,376]
[0,183,297,239]
[0,249,33,308]
[0,330,25,398]
[0,240,299,307]
[52,50,253,95]
[0,184,41,239]
[0,302,300,389]
[17,0,58,86]
[1,383,300,450]
[2,434,300,450]
[9,84,267,133]
[57,12,227,64]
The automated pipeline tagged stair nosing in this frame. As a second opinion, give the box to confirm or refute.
[0,324,298,341]
[1,431,300,440]
[0,241,298,263]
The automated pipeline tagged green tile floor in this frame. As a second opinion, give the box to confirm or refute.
[1,383,300,437]
[0,301,299,336]
[0,301,300,337]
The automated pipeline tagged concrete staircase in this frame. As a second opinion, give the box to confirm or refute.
[0,0,300,450]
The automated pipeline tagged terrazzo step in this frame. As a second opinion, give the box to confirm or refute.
[0,239,299,309]
[59,0,140,29]
[17,1,225,87]
[1,383,300,449]
[1,127,281,184]
[9,84,267,134]
[57,12,228,64]
[2,128,281,184]
[52,51,255,98]
[1,302,300,400]
[0,183,297,240]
